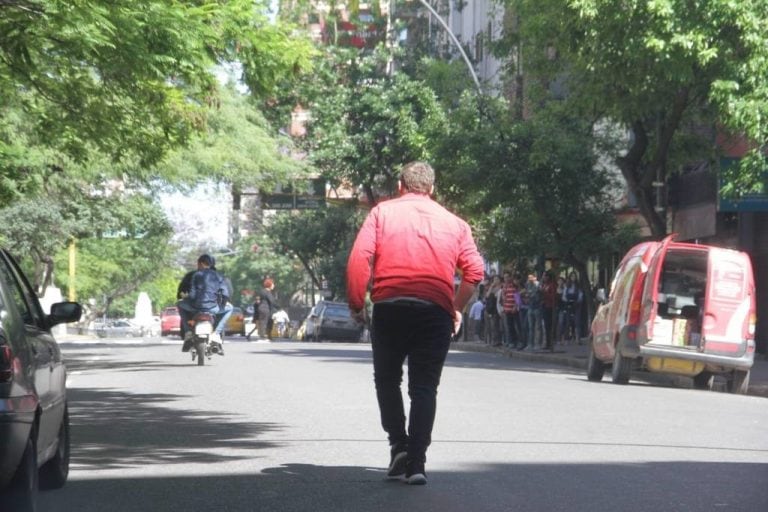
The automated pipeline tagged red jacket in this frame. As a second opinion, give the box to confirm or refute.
[347,192,484,316]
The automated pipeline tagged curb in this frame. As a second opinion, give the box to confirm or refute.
[452,341,768,398]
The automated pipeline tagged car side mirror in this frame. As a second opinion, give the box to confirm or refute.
[48,301,82,327]
[596,288,607,304]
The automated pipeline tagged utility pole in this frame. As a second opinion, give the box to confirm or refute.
[418,0,482,94]
[68,238,76,301]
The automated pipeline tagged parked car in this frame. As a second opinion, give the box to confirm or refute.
[95,319,143,338]
[587,234,757,394]
[225,306,246,336]
[305,301,363,342]
[160,306,181,337]
[297,305,317,341]
[0,247,82,510]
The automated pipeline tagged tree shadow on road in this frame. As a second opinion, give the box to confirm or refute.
[67,387,283,471]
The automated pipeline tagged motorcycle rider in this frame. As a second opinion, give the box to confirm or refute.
[178,254,234,355]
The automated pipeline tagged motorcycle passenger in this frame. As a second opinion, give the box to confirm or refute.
[178,254,234,355]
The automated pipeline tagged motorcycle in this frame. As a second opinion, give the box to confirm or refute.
[185,312,224,366]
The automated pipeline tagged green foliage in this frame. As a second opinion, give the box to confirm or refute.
[215,234,307,308]
[0,0,314,195]
[407,58,476,110]
[436,95,639,269]
[157,85,308,191]
[507,0,768,235]
[297,47,449,205]
[264,204,365,301]
[46,193,176,316]
[135,272,182,315]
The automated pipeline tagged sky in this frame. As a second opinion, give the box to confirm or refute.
[160,182,231,249]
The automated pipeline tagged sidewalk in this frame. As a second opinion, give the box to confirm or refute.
[452,339,768,398]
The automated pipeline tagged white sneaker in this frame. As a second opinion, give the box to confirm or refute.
[209,332,222,343]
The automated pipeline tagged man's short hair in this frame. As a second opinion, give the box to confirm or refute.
[198,254,214,267]
[399,161,435,194]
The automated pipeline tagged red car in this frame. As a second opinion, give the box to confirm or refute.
[160,306,181,337]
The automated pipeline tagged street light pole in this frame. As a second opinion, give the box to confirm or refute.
[418,0,482,94]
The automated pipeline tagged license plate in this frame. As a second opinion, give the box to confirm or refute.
[195,322,213,335]
[646,357,704,376]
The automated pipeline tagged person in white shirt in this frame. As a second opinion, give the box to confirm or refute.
[468,296,485,341]
[272,308,290,338]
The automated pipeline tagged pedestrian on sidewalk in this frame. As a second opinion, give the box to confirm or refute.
[468,294,485,341]
[484,275,502,345]
[525,273,543,349]
[540,272,557,351]
[347,161,484,486]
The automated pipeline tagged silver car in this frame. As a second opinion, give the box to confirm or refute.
[306,301,363,342]
[0,248,82,511]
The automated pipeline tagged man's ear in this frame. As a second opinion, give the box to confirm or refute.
[429,184,435,195]
[398,180,404,194]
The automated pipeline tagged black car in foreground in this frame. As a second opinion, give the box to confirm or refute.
[0,248,82,511]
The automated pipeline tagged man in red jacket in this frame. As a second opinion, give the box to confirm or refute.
[347,161,484,485]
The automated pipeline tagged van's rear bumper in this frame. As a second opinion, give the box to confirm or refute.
[619,326,754,370]
[638,344,755,370]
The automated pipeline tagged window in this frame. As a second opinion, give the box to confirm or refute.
[0,252,45,328]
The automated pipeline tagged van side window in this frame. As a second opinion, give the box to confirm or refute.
[608,262,627,300]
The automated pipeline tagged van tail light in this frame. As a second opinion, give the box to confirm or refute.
[0,345,15,383]
[748,312,756,338]
[627,275,645,326]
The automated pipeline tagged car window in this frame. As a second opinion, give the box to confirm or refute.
[0,252,45,328]
[608,261,628,300]
[324,306,351,318]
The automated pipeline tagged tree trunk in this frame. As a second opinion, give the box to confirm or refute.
[616,88,690,240]
[616,121,667,239]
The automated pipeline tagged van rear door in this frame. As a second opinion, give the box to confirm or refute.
[640,234,677,341]
[702,248,754,356]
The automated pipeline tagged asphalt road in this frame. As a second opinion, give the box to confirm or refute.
[38,337,768,512]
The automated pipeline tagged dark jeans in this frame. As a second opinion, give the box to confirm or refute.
[504,311,521,346]
[371,301,453,464]
[542,306,554,349]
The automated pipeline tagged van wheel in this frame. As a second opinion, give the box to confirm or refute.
[40,405,70,489]
[586,345,605,382]
[728,370,750,394]
[692,371,714,391]
[611,349,632,385]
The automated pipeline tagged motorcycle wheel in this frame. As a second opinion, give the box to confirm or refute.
[195,341,206,366]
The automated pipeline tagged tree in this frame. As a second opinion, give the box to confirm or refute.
[0,0,314,197]
[264,204,365,301]
[157,85,308,193]
[293,47,449,205]
[215,234,308,308]
[49,193,176,321]
[436,95,637,314]
[508,0,768,237]
[0,199,86,291]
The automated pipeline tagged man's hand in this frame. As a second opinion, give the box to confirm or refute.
[351,308,366,325]
[453,309,463,335]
